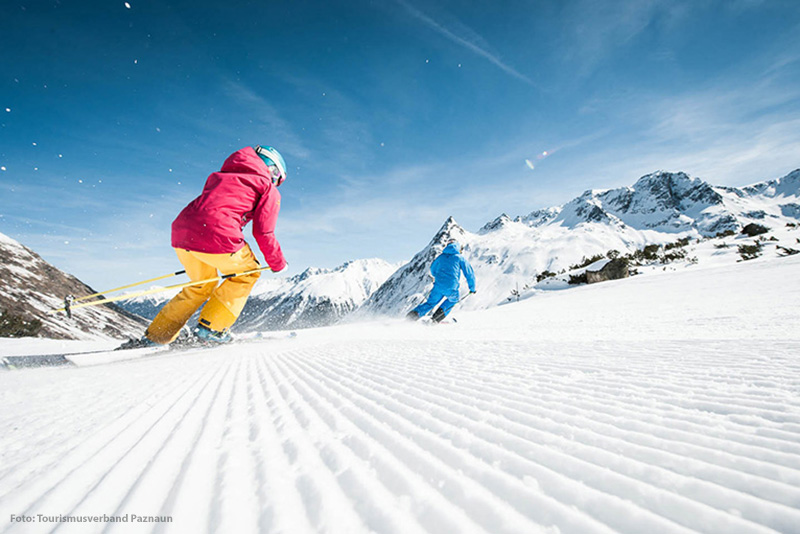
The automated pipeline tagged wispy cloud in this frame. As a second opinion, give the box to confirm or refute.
[394,0,537,87]
[762,22,800,76]
[223,76,388,187]
[221,80,312,160]
[538,76,800,192]
[287,78,378,172]
[560,0,681,75]
[633,78,800,182]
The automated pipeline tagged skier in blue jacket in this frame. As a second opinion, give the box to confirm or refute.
[407,239,476,323]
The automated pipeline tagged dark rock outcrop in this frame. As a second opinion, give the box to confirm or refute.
[586,259,630,284]
[740,223,769,237]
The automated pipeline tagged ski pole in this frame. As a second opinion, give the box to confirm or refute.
[49,266,272,315]
[70,269,188,304]
[59,269,189,318]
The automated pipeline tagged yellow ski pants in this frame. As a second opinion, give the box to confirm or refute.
[145,244,261,344]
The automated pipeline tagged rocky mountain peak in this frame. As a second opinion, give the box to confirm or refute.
[518,207,561,227]
[629,171,723,212]
[479,213,512,234]
[431,216,467,248]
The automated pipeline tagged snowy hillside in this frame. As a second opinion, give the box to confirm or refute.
[362,169,800,315]
[0,231,145,340]
[1,254,798,533]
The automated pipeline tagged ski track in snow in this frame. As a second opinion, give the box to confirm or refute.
[1,339,799,534]
[1,259,800,534]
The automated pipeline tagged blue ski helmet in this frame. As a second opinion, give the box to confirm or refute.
[254,145,287,186]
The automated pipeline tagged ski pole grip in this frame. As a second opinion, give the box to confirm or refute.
[221,266,271,280]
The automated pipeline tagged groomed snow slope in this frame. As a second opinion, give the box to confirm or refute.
[1,256,799,534]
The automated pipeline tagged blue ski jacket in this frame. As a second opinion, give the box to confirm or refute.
[431,243,476,294]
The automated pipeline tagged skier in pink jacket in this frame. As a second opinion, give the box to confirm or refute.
[128,145,288,347]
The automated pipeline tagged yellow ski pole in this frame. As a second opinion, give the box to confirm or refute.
[71,270,187,304]
[50,266,272,315]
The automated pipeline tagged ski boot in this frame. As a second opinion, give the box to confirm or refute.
[405,310,420,321]
[193,324,232,344]
[116,336,157,350]
[431,307,447,323]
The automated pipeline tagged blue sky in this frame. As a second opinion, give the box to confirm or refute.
[1,0,799,290]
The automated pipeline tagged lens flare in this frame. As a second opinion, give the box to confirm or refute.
[525,147,557,170]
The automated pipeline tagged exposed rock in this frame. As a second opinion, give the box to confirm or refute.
[741,223,770,237]
[479,213,512,233]
[586,258,630,284]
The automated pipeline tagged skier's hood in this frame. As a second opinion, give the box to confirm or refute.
[219,147,269,178]
[442,243,460,255]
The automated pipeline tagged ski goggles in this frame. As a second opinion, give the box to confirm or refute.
[255,145,287,187]
[266,164,285,187]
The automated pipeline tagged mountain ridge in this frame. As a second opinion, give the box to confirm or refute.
[0,231,146,340]
[361,168,800,316]
[3,167,798,338]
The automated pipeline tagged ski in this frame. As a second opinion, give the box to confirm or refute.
[2,354,74,370]
[1,345,168,370]
[1,330,298,370]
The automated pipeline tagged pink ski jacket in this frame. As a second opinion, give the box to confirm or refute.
[171,147,287,272]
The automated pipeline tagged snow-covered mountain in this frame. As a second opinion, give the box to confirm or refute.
[116,291,181,322]
[0,231,146,340]
[522,169,800,235]
[236,258,399,331]
[360,169,800,316]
